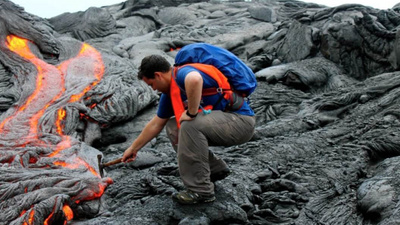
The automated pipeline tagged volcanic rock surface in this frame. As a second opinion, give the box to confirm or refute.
[1,0,400,224]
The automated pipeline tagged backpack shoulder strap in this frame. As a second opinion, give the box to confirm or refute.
[178,63,231,93]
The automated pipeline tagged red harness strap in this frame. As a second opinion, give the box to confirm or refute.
[170,63,232,128]
[170,68,185,128]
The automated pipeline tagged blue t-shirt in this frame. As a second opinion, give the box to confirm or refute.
[157,66,254,119]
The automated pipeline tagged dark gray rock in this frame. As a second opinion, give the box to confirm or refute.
[256,57,352,93]
[48,7,117,41]
[158,7,197,25]
[248,4,277,22]
[2,0,400,224]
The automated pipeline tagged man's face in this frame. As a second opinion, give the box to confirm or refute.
[142,73,169,93]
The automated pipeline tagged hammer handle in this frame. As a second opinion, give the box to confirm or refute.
[102,157,123,167]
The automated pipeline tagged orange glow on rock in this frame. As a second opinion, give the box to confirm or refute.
[54,161,79,169]
[53,157,101,178]
[28,210,35,224]
[48,136,72,157]
[69,43,104,103]
[43,211,54,225]
[44,201,58,225]
[77,157,101,178]
[29,157,38,164]
[20,157,24,167]
[6,35,36,59]
[56,109,66,135]
[170,47,181,52]
[75,178,113,204]
[62,204,74,221]
[20,209,27,217]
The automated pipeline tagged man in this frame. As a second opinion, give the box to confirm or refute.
[122,54,255,204]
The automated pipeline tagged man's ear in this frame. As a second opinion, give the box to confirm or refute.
[154,72,162,79]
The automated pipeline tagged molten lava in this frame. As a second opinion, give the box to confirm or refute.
[0,35,111,225]
[62,205,74,222]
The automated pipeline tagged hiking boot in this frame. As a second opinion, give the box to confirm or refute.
[210,168,231,183]
[171,190,215,204]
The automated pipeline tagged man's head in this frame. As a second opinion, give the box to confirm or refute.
[138,55,171,79]
[138,55,172,93]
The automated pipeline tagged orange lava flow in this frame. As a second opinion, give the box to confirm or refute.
[2,35,110,224]
[170,47,181,52]
[56,109,66,135]
[74,178,113,204]
[53,157,100,178]
[6,35,36,59]
[69,43,104,103]
[43,204,56,225]
[20,210,27,217]
[62,204,74,221]
[0,35,64,144]
[28,210,35,224]
[53,161,80,169]
[2,35,104,152]
[43,212,54,225]
[48,136,72,157]
[76,157,101,178]
[0,37,42,132]
[19,65,43,113]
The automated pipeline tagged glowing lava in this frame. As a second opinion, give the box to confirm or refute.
[62,204,74,223]
[0,36,64,144]
[0,35,110,225]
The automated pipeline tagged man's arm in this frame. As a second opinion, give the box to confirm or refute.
[122,115,169,162]
[179,71,203,123]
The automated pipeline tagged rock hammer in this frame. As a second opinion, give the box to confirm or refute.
[97,154,123,177]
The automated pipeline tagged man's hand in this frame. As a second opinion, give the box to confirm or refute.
[122,147,138,163]
[179,110,196,124]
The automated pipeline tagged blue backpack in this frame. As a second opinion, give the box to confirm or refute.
[174,43,257,96]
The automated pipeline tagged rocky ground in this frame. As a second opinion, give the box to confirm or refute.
[1,0,400,224]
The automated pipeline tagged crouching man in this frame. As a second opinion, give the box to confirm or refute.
[122,54,255,204]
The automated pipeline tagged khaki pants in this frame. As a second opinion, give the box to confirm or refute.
[165,111,255,194]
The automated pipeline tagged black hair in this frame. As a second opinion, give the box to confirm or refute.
[137,55,171,80]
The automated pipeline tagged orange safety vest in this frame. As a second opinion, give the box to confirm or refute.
[170,63,233,128]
